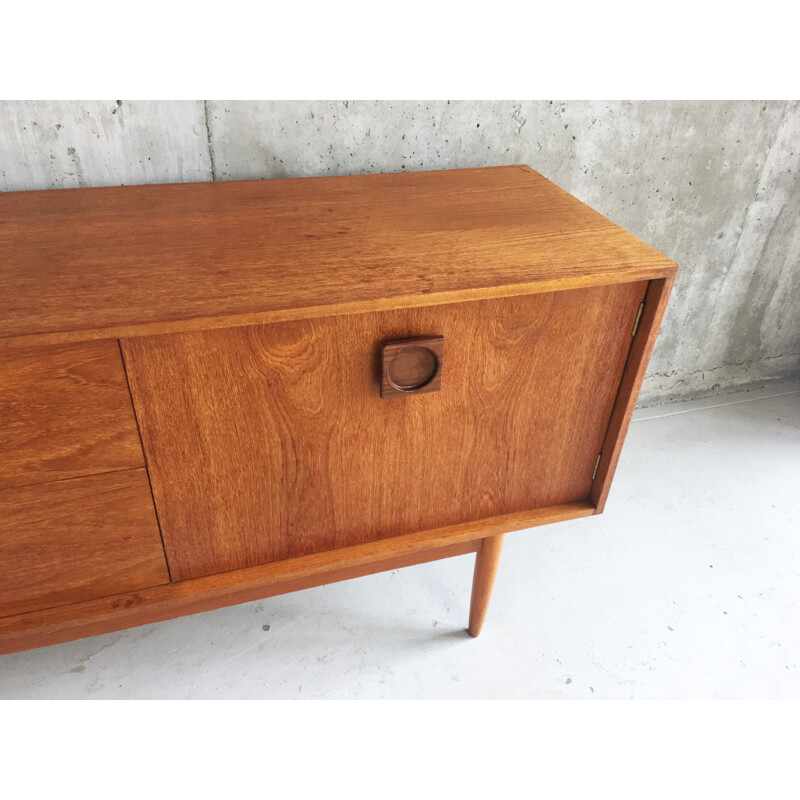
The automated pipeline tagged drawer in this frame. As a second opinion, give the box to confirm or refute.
[0,470,169,617]
[0,340,145,490]
[122,282,647,581]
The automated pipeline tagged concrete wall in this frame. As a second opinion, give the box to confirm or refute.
[1,100,798,405]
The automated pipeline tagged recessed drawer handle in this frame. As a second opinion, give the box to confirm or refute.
[380,336,445,397]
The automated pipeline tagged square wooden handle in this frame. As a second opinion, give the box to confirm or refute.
[380,336,445,397]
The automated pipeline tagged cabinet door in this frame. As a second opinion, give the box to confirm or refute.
[0,470,169,617]
[0,340,169,617]
[0,340,146,490]
[122,283,646,581]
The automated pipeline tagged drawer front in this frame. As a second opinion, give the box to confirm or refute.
[122,282,646,581]
[0,340,145,490]
[0,470,169,617]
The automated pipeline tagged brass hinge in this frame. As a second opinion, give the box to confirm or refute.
[592,453,602,480]
[632,302,645,337]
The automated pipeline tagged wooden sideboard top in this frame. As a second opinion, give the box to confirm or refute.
[0,165,677,345]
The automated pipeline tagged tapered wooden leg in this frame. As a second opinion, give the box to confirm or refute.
[468,533,505,637]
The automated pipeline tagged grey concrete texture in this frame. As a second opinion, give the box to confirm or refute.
[1,100,798,405]
[0,100,211,188]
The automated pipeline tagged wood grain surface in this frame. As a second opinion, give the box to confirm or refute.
[0,500,593,655]
[0,165,678,653]
[0,469,168,617]
[0,340,145,489]
[0,166,676,345]
[122,284,646,581]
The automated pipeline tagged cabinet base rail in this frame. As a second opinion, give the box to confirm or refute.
[0,501,594,655]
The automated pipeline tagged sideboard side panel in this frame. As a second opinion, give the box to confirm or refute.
[590,275,676,512]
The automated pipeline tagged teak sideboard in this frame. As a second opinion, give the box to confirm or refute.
[0,165,676,655]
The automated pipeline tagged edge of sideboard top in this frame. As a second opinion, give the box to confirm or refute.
[0,165,677,346]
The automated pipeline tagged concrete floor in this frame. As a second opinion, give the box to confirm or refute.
[1,384,798,699]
